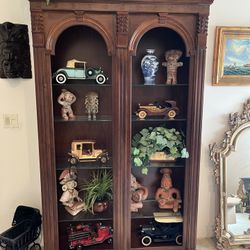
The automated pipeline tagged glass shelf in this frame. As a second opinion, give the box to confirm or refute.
[132,115,186,122]
[132,84,188,87]
[52,81,112,87]
[58,204,113,222]
[56,158,112,170]
[131,200,183,220]
[54,115,112,123]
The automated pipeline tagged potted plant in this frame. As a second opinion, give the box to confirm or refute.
[82,170,112,214]
[132,126,189,175]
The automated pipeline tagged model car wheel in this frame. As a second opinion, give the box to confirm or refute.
[86,68,95,77]
[107,238,113,244]
[138,110,147,119]
[29,243,41,250]
[55,73,67,84]
[175,234,183,245]
[69,157,78,165]
[96,74,106,84]
[76,244,83,250]
[100,155,108,164]
[141,235,152,247]
[167,109,177,119]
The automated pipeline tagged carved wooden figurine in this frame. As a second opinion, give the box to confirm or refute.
[155,168,181,213]
[59,168,86,216]
[131,174,149,212]
[162,50,183,85]
[0,22,31,78]
[85,91,99,120]
[57,89,76,120]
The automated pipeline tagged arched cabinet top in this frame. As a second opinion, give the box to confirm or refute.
[129,17,194,57]
[46,17,114,56]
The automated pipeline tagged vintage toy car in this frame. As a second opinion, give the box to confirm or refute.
[139,221,182,247]
[53,59,107,84]
[136,100,179,119]
[68,140,109,165]
[67,222,113,249]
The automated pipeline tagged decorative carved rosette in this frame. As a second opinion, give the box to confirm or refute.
[197,15,208,35]
[116,13,128,34]
[74,11,85,22]
[197,14,208,49]
[158,13,168,24]
[31,10,45,47]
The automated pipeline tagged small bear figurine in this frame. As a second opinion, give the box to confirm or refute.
[57,89,76,120]
[130,174,149,212]
[162,50,183,85]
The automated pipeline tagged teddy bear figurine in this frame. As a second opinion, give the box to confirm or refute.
[162,50,183,85]
[57,89,76,120]
[155,168,182,213]
[130,174,149,212]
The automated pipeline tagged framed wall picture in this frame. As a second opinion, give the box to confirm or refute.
[212,26,250,86]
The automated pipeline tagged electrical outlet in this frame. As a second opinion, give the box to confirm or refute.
[3,114,19,128]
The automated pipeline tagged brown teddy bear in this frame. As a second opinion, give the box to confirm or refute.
[162,50,183,85]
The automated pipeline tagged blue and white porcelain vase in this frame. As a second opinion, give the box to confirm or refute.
[141,49,159,85]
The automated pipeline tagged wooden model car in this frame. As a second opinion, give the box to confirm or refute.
[53,59,107,84]
[67,222,113,249]
[139,221,182,247]
[136,100,179,119]
[68,140,109,165]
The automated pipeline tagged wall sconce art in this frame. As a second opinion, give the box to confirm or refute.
[0,22,32,78]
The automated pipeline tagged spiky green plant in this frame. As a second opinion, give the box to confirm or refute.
[132,126,189,175]
[82,170,112,214]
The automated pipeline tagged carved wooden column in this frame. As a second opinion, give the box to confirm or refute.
[185,14,209,250]
[114,12,130,250]
[31,9,59,250]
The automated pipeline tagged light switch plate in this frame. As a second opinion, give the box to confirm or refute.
[3,114,19,128]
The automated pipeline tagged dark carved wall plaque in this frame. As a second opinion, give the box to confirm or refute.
[0,22,32,79]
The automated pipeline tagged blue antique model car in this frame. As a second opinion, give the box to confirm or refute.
[139,221,182,247]
[53,59,107,84]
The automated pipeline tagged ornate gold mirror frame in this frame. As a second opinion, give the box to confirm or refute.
[209,98,250,249]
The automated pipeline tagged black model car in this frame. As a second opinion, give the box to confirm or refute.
[139,221,182,247]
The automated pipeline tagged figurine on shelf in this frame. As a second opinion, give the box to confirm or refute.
[57,89,76,120]
[84,91,99,120]
[59,168,86,216]
[155,168,181,213]
[162,50,183,85]
[131,174,149,212]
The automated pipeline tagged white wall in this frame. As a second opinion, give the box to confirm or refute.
[1,0,250,242]
[0,0,41,232]
[197,0,250,238]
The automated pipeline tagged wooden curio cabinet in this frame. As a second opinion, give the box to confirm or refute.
[29,0,213,249]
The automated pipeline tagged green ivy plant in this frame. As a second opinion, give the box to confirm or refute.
[131,126,189,175]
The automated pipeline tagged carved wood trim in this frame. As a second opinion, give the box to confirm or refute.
[31,10,45,47]
[116,12,129,48]
[197,14,208,49]
[74,10,85,22]
[129,16,194,57]
[46,16,114,55]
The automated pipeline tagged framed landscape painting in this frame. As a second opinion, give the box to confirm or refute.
[212,27,250,86]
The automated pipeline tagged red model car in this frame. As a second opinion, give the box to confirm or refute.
[67,223,113,249]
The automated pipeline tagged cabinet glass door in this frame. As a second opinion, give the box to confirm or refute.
[130,27,189,249]
[52,25,114,250]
